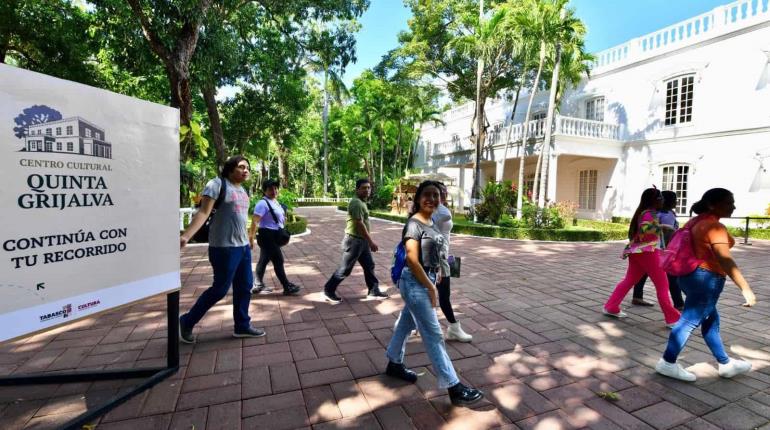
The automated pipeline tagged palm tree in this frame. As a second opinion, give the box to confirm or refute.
[447,6,515,210]
[510,0,554,218]
[532,2,589,206]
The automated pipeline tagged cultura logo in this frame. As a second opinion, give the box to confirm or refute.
[77,300,101,311]
[13,105,113,159]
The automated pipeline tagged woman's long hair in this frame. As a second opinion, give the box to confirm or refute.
[628,188,662,240]
[408,180,442,218]
[690,188,732,215]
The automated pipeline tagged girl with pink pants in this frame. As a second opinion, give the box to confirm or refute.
[603,188,680,325]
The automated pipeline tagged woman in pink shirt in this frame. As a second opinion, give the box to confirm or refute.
[603,188,681,326]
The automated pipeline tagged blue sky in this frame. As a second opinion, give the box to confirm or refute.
[342,0,730,87]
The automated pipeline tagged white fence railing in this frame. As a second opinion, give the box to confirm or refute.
[427,115,620,158]
[180,208,194,230]
[296,197,351,204]
[592,0,770,74]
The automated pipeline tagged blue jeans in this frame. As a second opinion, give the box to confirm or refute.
[386,267,460,389]
[181,245,253,332]
[663,268,729,364]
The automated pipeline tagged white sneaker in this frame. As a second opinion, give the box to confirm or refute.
[446,322,473,342]
[718,359,752,378]
[602,307,627,318]
[655,358,696,382]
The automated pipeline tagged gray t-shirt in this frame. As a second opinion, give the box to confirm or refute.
[403,218,446,269]
[202,177,250,247]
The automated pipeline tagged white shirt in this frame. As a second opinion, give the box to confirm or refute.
[432,203,453,248]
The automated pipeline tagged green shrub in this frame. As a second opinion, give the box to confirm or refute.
[611,216,632,224]
[370,178,397,210]
[498,214,523,228]
[277,190,298,211]
[362,209,627,241]
[521,203,564,229]
[285,214,308,235]
[473,180,517,224]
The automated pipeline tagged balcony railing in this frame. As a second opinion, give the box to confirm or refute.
[592,0,770,74]
[427,115,620,158]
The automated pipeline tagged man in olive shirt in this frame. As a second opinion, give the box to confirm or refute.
[323,178,388,303]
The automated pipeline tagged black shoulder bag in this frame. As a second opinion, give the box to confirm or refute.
[191,177,227,243]
[264,197,291,247]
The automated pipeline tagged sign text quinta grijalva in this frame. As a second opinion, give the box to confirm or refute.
[18,174,114,210]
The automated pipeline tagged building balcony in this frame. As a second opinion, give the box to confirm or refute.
[422,115,621,165]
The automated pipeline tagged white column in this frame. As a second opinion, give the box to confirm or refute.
[546,154,559,204]
[495,159,505,182]
[458,167,466,211]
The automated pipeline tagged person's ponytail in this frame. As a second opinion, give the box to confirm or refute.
[690,188,732,216]
[690,200,708,215]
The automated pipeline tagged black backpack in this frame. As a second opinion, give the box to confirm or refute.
[190,178,227,243]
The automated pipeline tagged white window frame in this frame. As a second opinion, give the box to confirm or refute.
[85,128,92,138]
[664,75,694,126]
[661,164,690,213]
[585,97,605,122]
[578,169,598,210]
[66,125,73,135]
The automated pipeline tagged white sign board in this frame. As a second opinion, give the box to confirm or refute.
[0,64,180,342]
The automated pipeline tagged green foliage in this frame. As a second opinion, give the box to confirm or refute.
[611,216,632,224]
[370,177,398,210]
[285,215,308,235]
[473,180,517,225]
[180,120,210,157]
[278,190,299,211]
[522,203,564,229]
[363,209,627,241]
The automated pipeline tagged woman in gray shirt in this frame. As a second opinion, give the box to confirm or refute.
[384,180,483,406]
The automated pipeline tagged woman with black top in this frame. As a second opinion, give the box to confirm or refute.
[384,180,483,406]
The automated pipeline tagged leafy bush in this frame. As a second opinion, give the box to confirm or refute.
[553,200,578,221]
[370,178,397,210]
[521,203,564,229]
[285,215,308,235]
[278,190,299,211]
[473,180,517,224]
[498,214,523,228]
[611,216,631,224]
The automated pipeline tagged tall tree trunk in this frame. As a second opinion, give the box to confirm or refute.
[471,0,485,220]
[379,125,384,185]
[515,42,546,219]
[368,134,375,186]
[322,69,329,196]
[202,82,226,167]
[394,121,403,178]
[500,82,523,181]
[536,37,563,208]
[277,142,289,188]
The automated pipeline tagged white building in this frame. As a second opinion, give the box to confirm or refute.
[416,0,770,219]
[25,117,112,158]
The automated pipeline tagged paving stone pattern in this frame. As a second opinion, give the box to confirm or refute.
[1,207,769,429]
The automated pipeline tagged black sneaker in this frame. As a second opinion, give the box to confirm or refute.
[251,281,273,294]
[283,283,301,296]
[324,291,343,304]
[385,361,417,383]
[233,326,266,338]
[448,382,484,406]
[179,317,195,344]
[367,288,389,299]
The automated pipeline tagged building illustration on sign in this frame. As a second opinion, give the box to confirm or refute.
[12,105,112,159]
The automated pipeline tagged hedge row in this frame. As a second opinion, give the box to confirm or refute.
[286,215,308,235]
[347,207,628,241]
[334,206,770,241]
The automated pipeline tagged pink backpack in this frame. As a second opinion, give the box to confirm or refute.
[660,216,704,276]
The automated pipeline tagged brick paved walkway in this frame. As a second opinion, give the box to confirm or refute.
[2,207,769,430]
